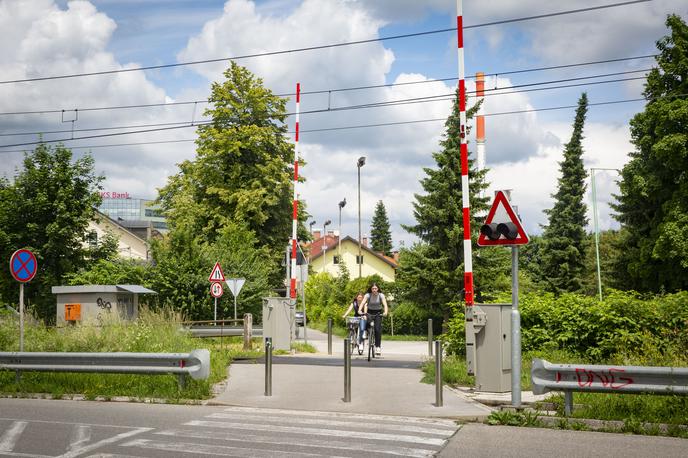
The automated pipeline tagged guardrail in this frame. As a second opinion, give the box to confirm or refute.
[0,349,210,388]
[181,314,257,349]
[531,358,688,415]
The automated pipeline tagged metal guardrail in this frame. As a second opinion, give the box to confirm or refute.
[185,326,262,338]
[0,350,210,388]
[531,358,688,415]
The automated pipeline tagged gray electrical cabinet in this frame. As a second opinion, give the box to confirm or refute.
[473,303,512,392]
[262,297,294,351]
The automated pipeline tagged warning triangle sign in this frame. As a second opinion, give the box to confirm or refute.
[208,262,226,282]
[477,191,529,246]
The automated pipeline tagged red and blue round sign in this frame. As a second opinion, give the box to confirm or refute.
[9,249,38,283]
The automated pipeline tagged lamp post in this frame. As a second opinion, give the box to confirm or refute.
[357,156,366,278]
[309,220,316,237]
[322,219,331,274]
[338,198,346,260]
[590,167,620,301]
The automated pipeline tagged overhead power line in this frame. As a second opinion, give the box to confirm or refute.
[0,94,662,151]
[0,66,651,121]
[0,73,650,139]
[0,0,651,86]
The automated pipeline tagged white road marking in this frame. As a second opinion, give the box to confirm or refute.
[57,427,153,458]
[207,412,451,436]
[122,438,348,458]
[0,421,27,452]
[184,420,447,446]
[156,428,438,457]
[219,406,458,428]
[69,425,92,452]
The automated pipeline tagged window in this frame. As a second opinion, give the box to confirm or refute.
[87,231,98,248]
[356,255,364,264]
[333,255,340,264]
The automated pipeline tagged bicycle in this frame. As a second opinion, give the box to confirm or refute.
[346,316,362,355]
[366,313,382,361]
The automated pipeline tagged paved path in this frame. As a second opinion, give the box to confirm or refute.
[212,327,493,420]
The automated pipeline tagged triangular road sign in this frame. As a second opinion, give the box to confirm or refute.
[225,278,246,297]
[477,190,529,246]
[208,262,225,282]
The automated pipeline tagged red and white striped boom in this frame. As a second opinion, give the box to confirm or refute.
[290,83,301,300]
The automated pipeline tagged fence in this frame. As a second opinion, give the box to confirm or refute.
[0,349,210,388]
[531,358,688,415]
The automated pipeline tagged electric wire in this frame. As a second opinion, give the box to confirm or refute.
[0,72,650,139]
[0,95,668,151]
[0,0,651,85]
[0,66,651,122]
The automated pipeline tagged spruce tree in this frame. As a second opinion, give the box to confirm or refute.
[611,15,688,292]
[370,200,393,256]
[398,98,510,319]
[539,93,589,294]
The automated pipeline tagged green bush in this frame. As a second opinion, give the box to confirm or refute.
[384,302,433,335]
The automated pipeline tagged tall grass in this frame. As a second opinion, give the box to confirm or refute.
[0,308,258,401]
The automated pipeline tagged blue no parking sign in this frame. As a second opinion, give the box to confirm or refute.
[10,249,38,283]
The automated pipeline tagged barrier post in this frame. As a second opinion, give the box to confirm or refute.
[327,318,333,355]
[435,340,443,407]
[243,313,252,350]
[428,318,433,356]
[344,338,351,402]
[564,391,573,416]
[265,337,272,396]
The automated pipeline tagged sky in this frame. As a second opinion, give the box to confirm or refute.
[0,0,685,250]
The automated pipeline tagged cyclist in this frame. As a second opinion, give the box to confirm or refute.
[342,292,366,347]
[361,283,388,356]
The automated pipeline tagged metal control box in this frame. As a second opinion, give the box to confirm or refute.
[474,303,512,392]
[262,297,295,351]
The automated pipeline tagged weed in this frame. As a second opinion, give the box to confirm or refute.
[555,418,570,430]
[487,410,522,426]
[570,421,589,431]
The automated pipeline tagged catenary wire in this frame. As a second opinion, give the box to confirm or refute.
[0,73,650,138]
[0,66,652,121]
[0,95,671,151]
[0,0,652,85]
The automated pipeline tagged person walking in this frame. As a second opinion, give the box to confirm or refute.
[361,283,388,356]
[342,292,367,347]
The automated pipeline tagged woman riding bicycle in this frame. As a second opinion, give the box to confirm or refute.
[342,292,366,347]
[361,283,388,356]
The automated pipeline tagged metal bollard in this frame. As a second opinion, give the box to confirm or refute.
[428,318,433,356]
[564,391,573,416]
[344,338,351,402]
[327,318,333,355]
[265,338,272,396]
[434,340,443,407]
[178,373,186,390]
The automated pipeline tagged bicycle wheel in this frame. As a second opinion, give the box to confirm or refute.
[368,324,375,361]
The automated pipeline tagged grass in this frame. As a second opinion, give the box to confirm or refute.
[0,309,260,401]
[422,348,688,436]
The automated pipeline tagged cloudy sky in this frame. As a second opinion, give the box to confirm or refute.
[0,0,685,249]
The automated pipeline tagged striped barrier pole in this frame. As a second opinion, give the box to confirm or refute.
[290,83,301,301]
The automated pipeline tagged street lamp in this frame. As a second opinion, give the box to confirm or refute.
[322,219,332,273]
[338,198,346,259]
[309,220,316,237]
[357,156,366,278]
[590,167,620,301]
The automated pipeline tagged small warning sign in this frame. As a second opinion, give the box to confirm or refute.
[208,262,225,282]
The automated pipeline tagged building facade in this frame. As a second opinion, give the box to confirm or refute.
[308,234,398,282]
[98,193,168,237]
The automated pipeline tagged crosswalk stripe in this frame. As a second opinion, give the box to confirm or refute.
[57,427,153,458]
[184,420,447,446]
[155,428,439,457]
[207,412,451,436]
[122,438,349,458]
[68,425,91,452]
[0,421,27,452]
[220,406,458,429]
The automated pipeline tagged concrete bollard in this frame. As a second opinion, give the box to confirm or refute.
[243,313,253,350]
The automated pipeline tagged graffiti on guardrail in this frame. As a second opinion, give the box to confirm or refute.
[555,367,634,390]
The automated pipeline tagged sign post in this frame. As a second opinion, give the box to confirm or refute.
[9,249,38,352]
[209,263,226,322]
[225,278,246,321]
[477,191,529,408]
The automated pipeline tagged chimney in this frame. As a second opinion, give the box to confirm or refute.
[327,230,334,237]
[392,251,400,263]
[313,230,321,240]
[362,236,368,247]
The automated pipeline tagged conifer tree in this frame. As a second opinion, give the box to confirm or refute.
[370,200,393,256]
[539,93,589,294]
[398,98,510,318]
[612,15,688,292]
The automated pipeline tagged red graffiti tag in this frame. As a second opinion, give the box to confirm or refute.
[572,367,634,390]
